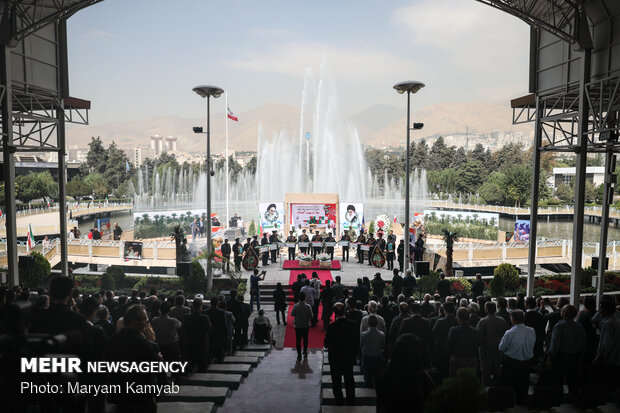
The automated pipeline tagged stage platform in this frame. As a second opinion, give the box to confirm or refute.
[281,260,342,271]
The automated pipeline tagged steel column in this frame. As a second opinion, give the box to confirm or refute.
[57,105,68,276]
[205,95,213,290]
[404,90,410,273]
[597,149,615,307]
[1,45,18,286]
[570,49,591,306]
[527,96,542,296]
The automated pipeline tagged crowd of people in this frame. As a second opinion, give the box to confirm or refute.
[0,278,265,413]
[311,277,620,409]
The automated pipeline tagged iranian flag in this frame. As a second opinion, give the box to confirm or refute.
[0,209,2,217]
[46,200,51,208]
[393,214,397,223]
[227,107,238,122]
[27,223,35,251]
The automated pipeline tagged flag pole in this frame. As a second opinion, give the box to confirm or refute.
[225,92,230,230]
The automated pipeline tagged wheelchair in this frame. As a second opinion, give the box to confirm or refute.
[250,322,273,345]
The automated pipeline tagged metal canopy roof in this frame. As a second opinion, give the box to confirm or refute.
[0,0,103,46]
[476,0,591,48]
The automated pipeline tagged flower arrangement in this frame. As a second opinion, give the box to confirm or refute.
[450,277,472,294]
[298,253,312,262]
[317,253,331,262]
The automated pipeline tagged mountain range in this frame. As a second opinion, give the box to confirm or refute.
[66,100,533,154]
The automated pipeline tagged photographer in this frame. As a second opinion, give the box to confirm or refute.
[249,269,266,312]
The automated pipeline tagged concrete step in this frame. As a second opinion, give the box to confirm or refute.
[222,356,260,367]
[206,363,252,377]
[321,374,366,388]
[242,344,271,352]
[321,406,376,413]
[322,365,361,374]
[157,401,215,413]
[177,373,243,390]
[321,388,376,406]
[160,386,229,405]
[233,351,266,358]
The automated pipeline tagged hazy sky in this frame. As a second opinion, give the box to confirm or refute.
[67,0,530,125]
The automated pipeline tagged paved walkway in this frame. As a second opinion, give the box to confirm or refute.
[217,348,322,413]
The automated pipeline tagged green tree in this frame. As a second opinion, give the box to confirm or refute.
[428,137,454,171]
[84,173,108,198]
[21,251,51,288]
[104,141,131,191]
[66,179,92,199]
[248,219,257,237]
[478,171,506,205]
[441,229,459,277]
[81,136,108,175]
[453,147,467,170]
[244,156,257,175]
[585,181,598,203]
[455,160,487,194]
[503,164,532,207]
[412,139,429,170]
[16,171,57,203]
[469,143,489,166]
[493,263,520,292]
[555,183,573,203]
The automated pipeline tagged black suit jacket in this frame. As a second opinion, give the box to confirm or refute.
[524,309,545,356]
[183,312,212,352]
[324,317,359,366]
[205,307,227,344]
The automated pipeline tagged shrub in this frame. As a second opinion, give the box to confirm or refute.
[21,251,51,288]
[451,278,472,294]
[105,265,126,287]
[101,271,115,290]
[493,263,520,291]
[581,266,597,288]
[419,271,440,295]
[490,275,506,297]
[425,368,486,413]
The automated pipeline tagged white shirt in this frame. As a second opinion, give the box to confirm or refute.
[360,312,386,333]
[499,323,536,361]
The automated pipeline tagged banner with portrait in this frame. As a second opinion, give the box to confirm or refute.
[513,220,530,243]
[290,203,337,230]
[339,203,363,234]
[124,241,143,260]
[259,202,284,235]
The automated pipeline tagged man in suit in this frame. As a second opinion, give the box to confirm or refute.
[232,238,243,271]
[356,233,366,264]
[398,302,432,365]
[184,298,212,372]
[298,229,310,254]
[311,231,323,260]
[523,297,545,360]
[205,296,227,362]
[286,230,297,260]
[325,232,336,261]
[340,230,351,262]
[220,239,232,274]
[261,233,270,266]
[366,233,376,266]
[269,230,279,263]
[325,302,358,406]
[432,301,459,378]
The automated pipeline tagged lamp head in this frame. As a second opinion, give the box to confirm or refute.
[193,127,203,133]
[192,85,224,98]
[393,81,425,94]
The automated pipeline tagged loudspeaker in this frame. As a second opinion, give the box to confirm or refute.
[414,261,430,276]
[18,255,35,275]
[591,256,609,270]
[177,262,192,277]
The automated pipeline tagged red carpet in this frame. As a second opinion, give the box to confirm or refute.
[283,270,334,349]
[282,260,342,270]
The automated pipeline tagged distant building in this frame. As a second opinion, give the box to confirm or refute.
[68,145,88,163]
[548,166,605,189]
[133,147,142,167]
[233,150,256,167]
[165,136,177,152]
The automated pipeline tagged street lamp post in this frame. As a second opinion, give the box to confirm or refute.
[393,81,425,273]
[193,85,224,290]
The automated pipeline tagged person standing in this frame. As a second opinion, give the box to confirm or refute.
[477,301,508,386]
[402,269,416,298]
[151,302,182,362]
[291,291,313,360]
[391,269,403,297]
[218,301,236,356]
[340,230,351,262]
[232,238,243,271]
[366,233,376,266]
[92,226,102,240]
[113,222,123,240]
[447,307,480,377]
[205,297,228,362]
[371,272,386,298]
[397,240,405,272]
[331,275,345,301]
[594,296,620,392]
[273,282,287,325]
[321,280,335,330]
[183,298,212,372]
[286,230,297,261]
[413,234,425,262]
[431,301,459,378]
[386,236,395,270]
[325,302,358,406]
[471,273,484,300]
[298,229,310,254]
[220,239,232,274]
[269,230,278,263]
[325,232,336,261]
[300,279,318,327]
[310,272,322,325]
[547,304,586,397]
[249,269,266,312]
[311,231,323,260]
[260,233,270,266]
[356,232,366,264]
[498,309,536,404]
[360,315,385,388]
[435,272,451,302]
[190,219,198,242]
